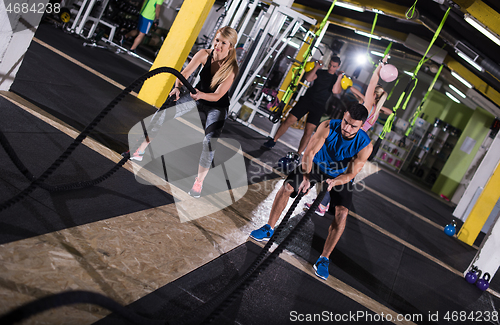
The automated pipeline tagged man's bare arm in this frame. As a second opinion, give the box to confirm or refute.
[326,143,373,189]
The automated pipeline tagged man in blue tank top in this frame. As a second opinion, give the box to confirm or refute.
[251,103,372,280]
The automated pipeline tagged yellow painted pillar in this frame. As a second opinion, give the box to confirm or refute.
[277,25,316,101]
[458,161,500,245]
[138,0,216,107]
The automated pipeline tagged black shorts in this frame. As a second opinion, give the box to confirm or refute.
[289,99,325,126]
[285,163,354,209]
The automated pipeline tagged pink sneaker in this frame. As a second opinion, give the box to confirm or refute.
[188,177,203,198]
[130,150,145,161]
[305,202,329,216]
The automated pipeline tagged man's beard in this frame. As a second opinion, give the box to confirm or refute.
[341,130,356,140]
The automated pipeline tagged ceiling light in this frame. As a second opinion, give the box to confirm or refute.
[404,71,414,76]
[336,2,365,12]
[449,84,466,98]
[370,51,390,58]
[356,53,368,65]
[372,9,384,14]
[451,71,473,88]
[355,30,381,40]
[464,14,500,47]
[446,92,461,103]
[456,50,484,72]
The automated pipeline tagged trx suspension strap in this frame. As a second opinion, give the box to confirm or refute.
[365,13,380,66]
[370,6,451,160]
[405,64,443,136]
[269,0,337,123]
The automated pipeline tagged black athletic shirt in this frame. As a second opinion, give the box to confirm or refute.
[302,69,338,105]
[196,50,231,109]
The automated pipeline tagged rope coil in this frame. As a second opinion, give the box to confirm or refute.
[0,182,330,325]
[0,67,194,212]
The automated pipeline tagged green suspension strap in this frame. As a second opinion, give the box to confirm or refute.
[269,0,337,123]
[379,6,450,139]
[370,6,450,160]
[405,64,443,136]
[406,0,419,19]
[365,13,379,66]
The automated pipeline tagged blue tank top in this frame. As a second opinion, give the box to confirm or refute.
[313,119,371,177]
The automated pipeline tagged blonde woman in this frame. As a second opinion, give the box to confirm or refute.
[348,55,392,130]
[131,26,239,198]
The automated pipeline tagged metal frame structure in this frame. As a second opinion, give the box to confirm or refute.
[226,1,316,139]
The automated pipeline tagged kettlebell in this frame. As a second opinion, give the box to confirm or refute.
[341,74,353,90]
[476,272,491,291]
[304,61,315,72]
[465,266,480,284]
[444,220,456,236]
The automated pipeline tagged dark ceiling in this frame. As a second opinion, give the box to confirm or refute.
[291,0,500,114]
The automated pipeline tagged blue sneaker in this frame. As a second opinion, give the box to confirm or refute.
[313,256,329,280]
[262,138,276,149]
[250,224,274,241]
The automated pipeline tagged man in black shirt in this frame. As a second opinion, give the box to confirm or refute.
[263,56,342,164]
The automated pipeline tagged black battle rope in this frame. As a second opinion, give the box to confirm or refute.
[172,189,307,324]
[0,290,165,325]
[0,67,195,212]
[0,130,130,192]
[0,95,177,192]
[201,183,329,324]
[0,184,328,325]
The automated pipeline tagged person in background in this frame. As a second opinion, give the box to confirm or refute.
[124,0,162,53]
[306,54,392,216]
[262,56,342,165]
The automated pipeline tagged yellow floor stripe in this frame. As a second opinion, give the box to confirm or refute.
[33,38,139,97]
[251,239,417,325]
[348,210,500,299]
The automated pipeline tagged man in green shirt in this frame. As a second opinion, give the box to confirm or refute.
[126,0,163,53]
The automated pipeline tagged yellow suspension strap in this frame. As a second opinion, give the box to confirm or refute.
[269,0,337,123]
[405,64,443,136]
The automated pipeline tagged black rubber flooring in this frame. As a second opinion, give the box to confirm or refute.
[96,241,393,325]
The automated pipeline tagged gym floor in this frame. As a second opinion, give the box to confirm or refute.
[0,23,499,325]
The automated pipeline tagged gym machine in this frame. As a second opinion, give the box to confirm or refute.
[64,0,153,65]
[225,1,316,139]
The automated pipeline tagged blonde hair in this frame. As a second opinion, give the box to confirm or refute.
[210,26,239,90]
[368,85,388,124]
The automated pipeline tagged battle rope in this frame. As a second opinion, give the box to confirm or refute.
[0,130,130,192]
[0,183,330,325]
[0,290,165,325]
[171,189,307,324]
[0,67,195,212]
[201,183,329,324]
